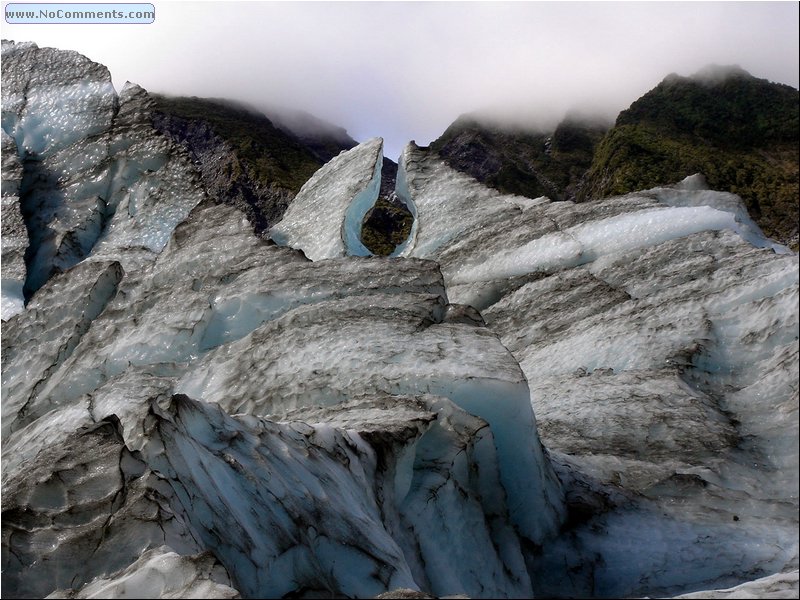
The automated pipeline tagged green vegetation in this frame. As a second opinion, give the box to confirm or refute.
[583,70,799,246]
[152,95,323,194]
[430,115,607,201]
[361,198,414,256]
[617,69,798,147]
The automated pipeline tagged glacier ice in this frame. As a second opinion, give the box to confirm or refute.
[655,173,792,254]
[670,569,799,599]
[142,393,535,598]
[2,40,798,600]
[394,143,789,292]
[1,129,27,320]
[1,415,205,599]
[0,41,205,314]
[391,143,798,597]
[45,547,241,599]
[268,137,383,260]
[1,190,562,597]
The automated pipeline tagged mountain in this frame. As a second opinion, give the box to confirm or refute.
[430,67,799,249]
[151,95,344,235]
[260,104,359,163]
[152,95,412,254]
[583,65,799,248]
[2,42,799,600]
[430,112,609,202]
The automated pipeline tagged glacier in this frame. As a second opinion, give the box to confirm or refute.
[2,40,798,600]
[1,40,205,319]
[269,137,383,260]
[391,142,799,598]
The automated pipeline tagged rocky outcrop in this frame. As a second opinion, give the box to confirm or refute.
[430,113,608,202]
[150,96,328,236]
[151,108,294,235]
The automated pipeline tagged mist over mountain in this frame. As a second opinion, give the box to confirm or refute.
[150,94,411,254]
[150,95,327,235]
[428,66,799,249]
[1,40,798,600]
[585,66,799,247]
[430,112,610,203]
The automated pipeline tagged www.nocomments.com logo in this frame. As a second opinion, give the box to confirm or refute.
[5,3,154,24]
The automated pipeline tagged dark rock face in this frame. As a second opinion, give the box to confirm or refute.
[151,110,293,235]
[152,96,413,252]
[430,115,608,202]
[151,96,324,236]
[361,157,414,256]
[361,194,414,256]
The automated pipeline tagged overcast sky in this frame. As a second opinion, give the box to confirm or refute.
[4,1,799,160]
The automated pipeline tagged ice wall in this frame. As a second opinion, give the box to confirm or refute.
[395,144,799,597]
[395,143,789,291]
[269,138,383,260]
[0,42,205,314]
[2,193,560,597]
[1,130,26,319]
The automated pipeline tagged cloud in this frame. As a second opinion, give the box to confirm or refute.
[5,1,798,159]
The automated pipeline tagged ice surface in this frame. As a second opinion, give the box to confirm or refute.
[2,192,562,596]
[1,417,204,599]
[1,279,25,320]
[670,569,799,599]
[176,298,564,542]
[532,501,799,598]
[654,174,791,254]
[1,43,206,301]
[284,396,531,597]
[1,130,28,319]
[390,149,419,257]
[269,137,383,260]
[1,260,123,437]
[3,41,798,600]
[396,142,513,259]
[482,231,799,596]
[396,144,791,290]
[391,145,798,597]
[45,547,241,599]
[142,394,533,598]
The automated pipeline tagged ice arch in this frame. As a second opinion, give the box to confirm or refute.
[269,138,384,260]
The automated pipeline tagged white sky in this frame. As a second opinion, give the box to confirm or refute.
[3,1,799,160]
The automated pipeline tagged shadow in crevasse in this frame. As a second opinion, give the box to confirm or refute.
[361,157,414,257]
[19,152,108,302]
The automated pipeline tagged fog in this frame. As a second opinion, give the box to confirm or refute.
[4,1,799,160]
